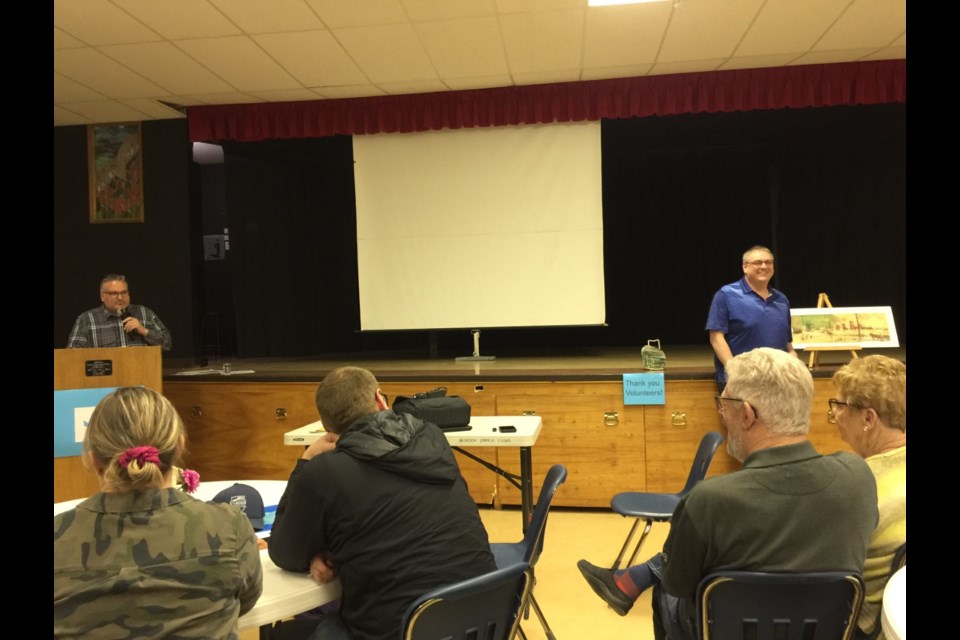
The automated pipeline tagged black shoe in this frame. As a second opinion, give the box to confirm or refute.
[577,559,634,616]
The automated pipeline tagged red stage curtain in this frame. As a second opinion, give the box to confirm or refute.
[188,59,905,143]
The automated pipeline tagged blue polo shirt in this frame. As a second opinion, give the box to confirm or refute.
[705,277,792,385]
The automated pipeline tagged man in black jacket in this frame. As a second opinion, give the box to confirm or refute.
[269,366,496,640]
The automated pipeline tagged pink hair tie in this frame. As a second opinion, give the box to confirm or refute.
[118,445,161,468]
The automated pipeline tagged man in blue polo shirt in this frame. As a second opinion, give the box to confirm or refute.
[706,246,796,390]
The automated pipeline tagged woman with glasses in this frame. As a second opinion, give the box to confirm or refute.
[830,355,905,639]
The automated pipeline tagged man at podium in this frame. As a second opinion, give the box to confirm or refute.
[67,274,171,350]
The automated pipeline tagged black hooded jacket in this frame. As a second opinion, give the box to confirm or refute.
[269,410,496,640]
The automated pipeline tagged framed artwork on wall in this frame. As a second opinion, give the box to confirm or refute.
[88,122,144,223]
[790,306,899,349]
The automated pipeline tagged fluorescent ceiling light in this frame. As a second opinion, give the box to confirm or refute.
[589,0,671,6]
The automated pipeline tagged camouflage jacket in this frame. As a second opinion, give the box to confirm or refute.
[54,488,262,639]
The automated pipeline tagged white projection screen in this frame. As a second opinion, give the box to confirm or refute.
[354,121,605,331]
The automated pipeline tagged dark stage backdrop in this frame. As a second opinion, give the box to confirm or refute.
[218,103,905,358]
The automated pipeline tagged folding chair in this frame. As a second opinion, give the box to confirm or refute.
[489,464,567,640]
[697,571,865,640]
[610,431,723,569]
[400,562,533,640]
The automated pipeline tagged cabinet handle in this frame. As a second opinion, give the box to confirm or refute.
[275,408,287,419]
[671,411,687,427]
[190,406,202,417]
[603,411,619,426]
[522,411,537,416]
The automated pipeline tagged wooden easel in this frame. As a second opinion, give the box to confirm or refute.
[805,293,861,369]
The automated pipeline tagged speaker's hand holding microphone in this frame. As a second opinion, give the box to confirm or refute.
[117,308,145,335]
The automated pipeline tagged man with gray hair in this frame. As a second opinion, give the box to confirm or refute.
[577,348,877,640]
[67,274,171,350]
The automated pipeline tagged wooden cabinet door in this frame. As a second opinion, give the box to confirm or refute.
[165,382,313,481]
[494,382,646,508]
[643,381,738,494]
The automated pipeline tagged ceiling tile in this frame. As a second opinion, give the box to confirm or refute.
[401,0,496,21]
[649,58,726,75]
[659,0,765,63]
[580,64,653,81]
[500,9,585,74]
[54,0,162,45]
[111,0,241,39]
[254,30,368,87]
[58,100,154,122]
[158,96,211,106]
[120,98,188,119]
[55,48,168,98]
[314,85,386,99]
[186,91,264,104]
[177,36,302,91]
[305,0,409,28]
[443,74,515,90]
[55,72,106,102]
[334,23,438,83]
[210,0,326,33]
[99,42,236,95]
[496,0,583,13]
[860,46,906,61]
[246,88,329,102]
[511,69,582,85]
[55,105,93,126]
[415,17,510,78]
[790,49,883,65]
[737,0,850,56]
[583,3,672,68]
[815,0,906,51]
[377,79,451,94]
[54,27,86,50]
[718,54,802,71]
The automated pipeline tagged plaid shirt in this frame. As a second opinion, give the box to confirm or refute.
[67,304,172,351]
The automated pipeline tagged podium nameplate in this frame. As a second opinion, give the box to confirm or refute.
[85,360,113,376]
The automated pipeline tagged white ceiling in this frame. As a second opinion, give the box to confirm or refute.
[54,0,906,127]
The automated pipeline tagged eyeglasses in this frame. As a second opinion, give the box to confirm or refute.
[826,398,862,423]
[714,395,759,418]
[101,290,129,298]
[744,260,774,267]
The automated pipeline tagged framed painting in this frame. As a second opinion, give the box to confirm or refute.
[88,122,144,223]
[790,306,899,349]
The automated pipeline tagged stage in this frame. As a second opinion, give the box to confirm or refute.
[162,344,903,383]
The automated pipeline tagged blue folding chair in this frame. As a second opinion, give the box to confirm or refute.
[400,562,533,640]
[610,431,723,569]
[697,571,865,640]
[489,464,567,640]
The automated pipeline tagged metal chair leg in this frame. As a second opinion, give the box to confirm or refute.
[611,518,642,570]
[612,517,653,570]
[528,592,557,640]
[625,519,654,568]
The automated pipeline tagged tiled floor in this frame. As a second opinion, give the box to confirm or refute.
[241,506,670,640]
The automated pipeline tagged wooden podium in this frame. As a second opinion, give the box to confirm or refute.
[53,347,163,502]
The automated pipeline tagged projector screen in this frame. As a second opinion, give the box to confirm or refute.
[354,121,605,331]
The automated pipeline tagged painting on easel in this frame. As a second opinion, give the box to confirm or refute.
[88,122,144,223]
[790,306,899,349]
